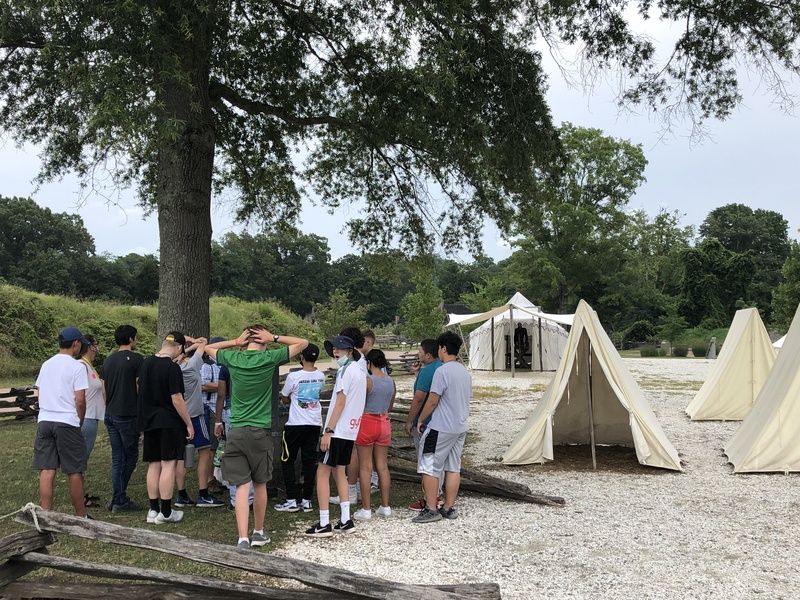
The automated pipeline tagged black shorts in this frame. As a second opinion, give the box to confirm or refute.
[319,437,354,468]
[143,427,186,462]
[32,421,87,474]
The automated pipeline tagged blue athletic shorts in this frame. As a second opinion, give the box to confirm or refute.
[191,414,212,450]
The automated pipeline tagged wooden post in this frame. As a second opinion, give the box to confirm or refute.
[510,306,515,378]
[587,340,597,470]
[538,317,544,371]
[490,317,495,371]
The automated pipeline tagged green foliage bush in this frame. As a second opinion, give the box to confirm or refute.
[639,346,662,357]
[0,284,319,376]
[672,345,689,357]
[625,320,657,344]
[692,344,709,358]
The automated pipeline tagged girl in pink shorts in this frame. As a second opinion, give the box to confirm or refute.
[353,349,395,520]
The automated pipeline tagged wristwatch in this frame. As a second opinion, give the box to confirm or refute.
[324,427,335,434]
[273,334,280,343]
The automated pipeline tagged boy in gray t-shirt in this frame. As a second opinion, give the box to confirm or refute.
[413,331,471,524]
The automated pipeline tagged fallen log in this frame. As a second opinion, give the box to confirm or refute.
[388,460,565,507]
[388,447,535,497]
[14,509,460,600]
[7,556,501,600]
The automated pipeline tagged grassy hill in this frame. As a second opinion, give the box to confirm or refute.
[0,283,319,379]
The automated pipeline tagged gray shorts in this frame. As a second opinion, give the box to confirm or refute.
[32,421,87,474]
[222,426,273,486]
[417,428,466,478]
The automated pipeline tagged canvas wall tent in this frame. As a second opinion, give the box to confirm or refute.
[446,292,571,373]
[503,300,682,471]
[685,308,776,421]
[773,335,786,349]
[725,303,800,473]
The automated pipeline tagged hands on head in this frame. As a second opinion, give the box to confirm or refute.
[237,326,273,346]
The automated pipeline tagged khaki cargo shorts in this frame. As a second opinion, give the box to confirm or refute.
[222,426,273,486]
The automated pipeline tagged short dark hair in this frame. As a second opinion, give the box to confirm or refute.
[58,337,76,349]
[366,349,389,370]
[437,331,462,357]
[114,325,138,346]
[339,326,365,351]
[363,329,376,342]
[420,339,438,358]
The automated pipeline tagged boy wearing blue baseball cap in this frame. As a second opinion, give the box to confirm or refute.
[33,327,91,516]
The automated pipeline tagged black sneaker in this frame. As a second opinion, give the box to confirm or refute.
[333,519,356,534]
[439,506,458,520]
[305,522,333,538]
[174,493,195,508]
[111,499,141,513]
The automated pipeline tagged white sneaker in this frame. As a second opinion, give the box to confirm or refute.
[376,506,392,518]
[329,495,340,505]
[348,484,360,502]
[353,508,372,521]
[154,510,184,524]
[146,509,158,524]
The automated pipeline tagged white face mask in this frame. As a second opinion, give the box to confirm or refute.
[337,355,351,367]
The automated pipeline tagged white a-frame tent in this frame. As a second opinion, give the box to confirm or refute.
[685,308,776,421]
[446,292,572,373]
[503,300,682,471]
[725,303,800,472]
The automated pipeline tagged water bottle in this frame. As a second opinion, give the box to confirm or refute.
[184,443,196,469]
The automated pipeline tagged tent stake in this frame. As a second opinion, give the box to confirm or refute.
[587,340,597,470]
[510,306,515,378]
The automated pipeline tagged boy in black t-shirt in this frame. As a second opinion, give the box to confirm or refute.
[102,324,144,512]
[139,331,195,524]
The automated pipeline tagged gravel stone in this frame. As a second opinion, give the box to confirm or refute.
[275,358,800,599]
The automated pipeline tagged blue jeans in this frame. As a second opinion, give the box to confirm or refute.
[105,415,140,506]
[81,418,100,459]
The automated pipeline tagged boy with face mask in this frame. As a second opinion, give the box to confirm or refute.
[305,335,367,537]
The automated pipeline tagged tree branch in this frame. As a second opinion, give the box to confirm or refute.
[209,80,353,128]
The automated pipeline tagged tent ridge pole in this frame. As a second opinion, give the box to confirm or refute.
[587,340,597,470]
[510,306,515,378]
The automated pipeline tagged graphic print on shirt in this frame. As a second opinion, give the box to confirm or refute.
[296,379,323,410]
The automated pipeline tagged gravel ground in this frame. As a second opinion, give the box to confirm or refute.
[275,358,800,599]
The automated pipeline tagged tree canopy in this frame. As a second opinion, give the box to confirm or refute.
[3,1,800,335]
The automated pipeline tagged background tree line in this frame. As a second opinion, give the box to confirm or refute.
[3,126,799,343]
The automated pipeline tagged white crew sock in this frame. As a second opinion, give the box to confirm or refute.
[348,483,358,500]
[253,529,264,536]
[340,501,351,523]
[238,537,249,544]
[320,509,330,527]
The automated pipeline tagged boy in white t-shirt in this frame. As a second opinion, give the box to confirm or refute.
[274,343,325,513]
[305,335,366,537]
[33,327,91,517]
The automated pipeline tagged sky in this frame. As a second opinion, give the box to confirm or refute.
[1,15,799,262]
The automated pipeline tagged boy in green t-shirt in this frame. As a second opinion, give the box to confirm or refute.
[207,326,308,550]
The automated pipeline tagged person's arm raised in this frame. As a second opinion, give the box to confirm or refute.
[249,329,308,359]
[205,330,250,361]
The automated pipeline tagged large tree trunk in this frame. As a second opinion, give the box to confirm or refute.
[153,3,217,339]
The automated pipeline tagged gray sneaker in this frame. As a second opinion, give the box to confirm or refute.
[250,531,270,547]
[439,506,458,520]
[237,539,251,550]
[411,507,443,524]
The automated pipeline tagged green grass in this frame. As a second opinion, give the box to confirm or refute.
[0,284,321,375]
[0,416,424,584]
[471,385,507,400]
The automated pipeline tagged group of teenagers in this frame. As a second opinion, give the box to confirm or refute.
[32,321,472,549]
